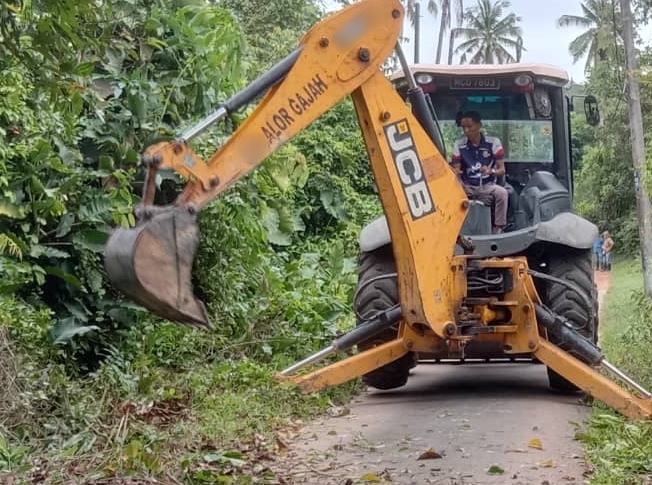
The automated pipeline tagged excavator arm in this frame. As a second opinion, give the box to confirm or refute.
[104,0,652,420]
[105,0,467,332]
[144,0,401,210]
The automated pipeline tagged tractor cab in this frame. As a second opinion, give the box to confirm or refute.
[392,64,598,235]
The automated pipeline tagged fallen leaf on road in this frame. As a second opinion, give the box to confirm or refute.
[505,448,527,453]
[360,472,381,482]
[538,459,554,468]
[417,447,443,460]
[488,465,505,475]
[528,437,544,450]
[275,434,289,451]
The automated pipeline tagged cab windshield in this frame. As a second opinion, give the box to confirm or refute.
[430,92,554,163]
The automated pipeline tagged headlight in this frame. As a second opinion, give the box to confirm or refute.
[514,74,532,86]
[415,73,434,85]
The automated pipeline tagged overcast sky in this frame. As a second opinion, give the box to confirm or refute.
[405,0,598,82]
[324,1,652,83]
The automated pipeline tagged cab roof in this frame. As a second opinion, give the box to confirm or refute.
[391,63,570,84]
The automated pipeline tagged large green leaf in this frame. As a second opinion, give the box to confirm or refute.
[0,201,26,218]
[44,266,82,288]
[29,245,71,259]
[268,147,309,191]
[77,198,113,223]
[72,229,109,253]
[261,207,292,246]
[320,188,348,221]
[56,213,75,237]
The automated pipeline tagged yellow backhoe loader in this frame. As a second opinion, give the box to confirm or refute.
[104,0,652,419]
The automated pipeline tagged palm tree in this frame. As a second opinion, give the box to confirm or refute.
[401,1,438,63]
[557,0,619,72]
[435,0,464,64]
[452,0,523,64]
[403,0,438,26]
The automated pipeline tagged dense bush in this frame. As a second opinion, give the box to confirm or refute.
[571,54,652,257]
[0,1,375,481]
[1,1,246,369]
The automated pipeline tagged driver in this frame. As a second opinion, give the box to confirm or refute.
[451,111,508,234]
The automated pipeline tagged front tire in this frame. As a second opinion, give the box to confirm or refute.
[355,245,414,390]
[542,248,599,392]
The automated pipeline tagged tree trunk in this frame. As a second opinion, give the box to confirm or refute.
[447,29,457,64]
[435,11,448,63]
[620,0,652,296]
[414,1,421,63]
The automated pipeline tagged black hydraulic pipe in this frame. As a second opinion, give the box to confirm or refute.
[407,87,447,156]
[394,40,447,156]
[224,47,303,112]
[534,303,603,366]
[280,305,403,376]
[180,47,303,141]
[335,306,403,350]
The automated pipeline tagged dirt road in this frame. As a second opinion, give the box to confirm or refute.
[276,272,611,485]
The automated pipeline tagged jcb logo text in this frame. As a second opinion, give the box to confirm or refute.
[384,120,436,219]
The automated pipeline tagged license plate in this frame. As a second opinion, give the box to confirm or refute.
[450,77,501,90]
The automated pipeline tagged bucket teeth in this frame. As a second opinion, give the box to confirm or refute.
[104,205,212,328]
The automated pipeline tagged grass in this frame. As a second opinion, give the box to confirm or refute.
[578,259,652,485]
[0,326,361,485]
[8,259,652,484]
[599,259,652,384]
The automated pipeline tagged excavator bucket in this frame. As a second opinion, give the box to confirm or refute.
[104,205,211,328]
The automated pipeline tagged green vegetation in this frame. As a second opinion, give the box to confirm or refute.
[2,0,652,483]
[0,0,373,482]
[0,298,359,483]
[579,260,652,484]
[558,0,618,72]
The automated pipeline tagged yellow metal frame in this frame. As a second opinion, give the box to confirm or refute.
[534,341,651,419]
[286,257,652,419]
[125,0,652,419]
[141,0,406,210]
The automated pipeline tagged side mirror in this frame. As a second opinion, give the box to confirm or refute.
[584,95,600,126]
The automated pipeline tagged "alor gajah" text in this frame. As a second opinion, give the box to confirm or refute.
[261,74,328,144]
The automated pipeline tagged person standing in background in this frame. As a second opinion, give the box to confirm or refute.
[593,233,603,271]
[601,231,615,271]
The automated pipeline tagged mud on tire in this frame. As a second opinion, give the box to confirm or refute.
[542,247,599,392]
[355,245,414,390]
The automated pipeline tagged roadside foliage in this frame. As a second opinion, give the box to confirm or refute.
[1,0,652,483]
[0,0,372,482]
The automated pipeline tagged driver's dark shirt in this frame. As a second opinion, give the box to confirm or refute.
[451,134,505,186]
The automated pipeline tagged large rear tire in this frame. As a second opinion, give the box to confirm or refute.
[542,248,599,392]
[355,245,414,390]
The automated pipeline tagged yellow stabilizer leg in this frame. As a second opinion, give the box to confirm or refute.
[535,339,652,419]
[286,338,409,392]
